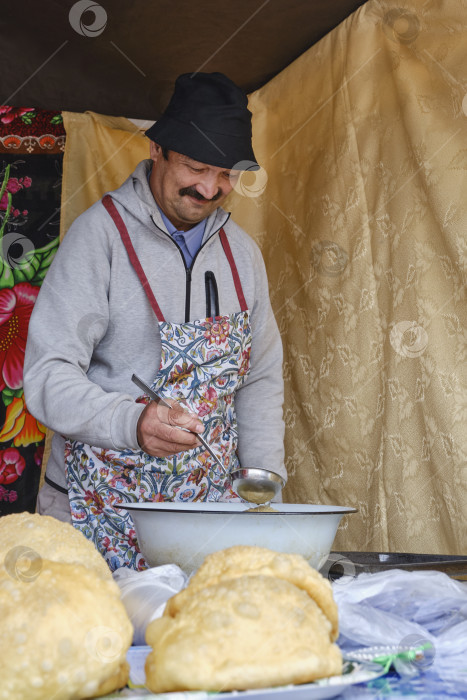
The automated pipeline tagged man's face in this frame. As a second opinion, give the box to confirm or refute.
[149,142,240,231]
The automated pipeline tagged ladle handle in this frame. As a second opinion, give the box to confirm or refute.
[131,374,227,475]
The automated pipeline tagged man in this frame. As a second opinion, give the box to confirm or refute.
[23,72,285,571]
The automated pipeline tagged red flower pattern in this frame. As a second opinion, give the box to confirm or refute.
[101,536,118,554]
[0,283,40,390]
[149,493,166,502]
[0,149,63,517]
[128,529,138,549]
[203,318,230,345]
[0,485,18,502]
[187,466,205,486]
[84,489,105,514]
[0,447,26,484]
[238,347,251,376]
[0,107,34,125]
[197,386,218,417]
[0,175,33,218]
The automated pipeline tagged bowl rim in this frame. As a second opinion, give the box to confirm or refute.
[119,502,358,515]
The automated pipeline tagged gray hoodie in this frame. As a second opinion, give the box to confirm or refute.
[23,159,285,498]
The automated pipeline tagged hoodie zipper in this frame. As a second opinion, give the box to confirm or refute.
[151,213,230,323]
[185,267,192,321]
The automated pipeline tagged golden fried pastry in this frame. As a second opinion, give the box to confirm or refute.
[145,573,341,692]
[0,560,132,700]
[0,513,111,580]
[93,661,131,698]
[168,545,338,641]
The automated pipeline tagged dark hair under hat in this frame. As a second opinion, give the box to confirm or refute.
[145,72,259,171]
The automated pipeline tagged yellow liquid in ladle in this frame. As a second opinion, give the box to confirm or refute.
[236,485,277,505]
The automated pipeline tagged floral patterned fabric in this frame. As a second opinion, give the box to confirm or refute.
[0,106,64,514]
[0,106,65,154]
[65,309,252,571]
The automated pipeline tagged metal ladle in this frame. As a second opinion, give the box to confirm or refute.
[229,467,284,506]
[131,374,284,505]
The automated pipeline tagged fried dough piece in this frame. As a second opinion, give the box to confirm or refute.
[145,574,341,692]
[91,661,130,698]
[0,513,111,580]
[244,505,279,512]
[168,545,338,641]
[0,560,132,700]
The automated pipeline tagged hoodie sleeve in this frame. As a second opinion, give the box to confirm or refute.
[23,203,145,451]
[234,243,286,484]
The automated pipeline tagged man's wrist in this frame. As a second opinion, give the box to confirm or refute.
[110,400,146,451]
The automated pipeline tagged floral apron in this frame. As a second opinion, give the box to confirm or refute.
[65,195,251,571]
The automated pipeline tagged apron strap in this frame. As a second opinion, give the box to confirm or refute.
[44,474,69,495]
[219,228,248,312]
[102,194,165,322]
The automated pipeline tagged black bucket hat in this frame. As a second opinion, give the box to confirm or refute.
[145,72,259,171]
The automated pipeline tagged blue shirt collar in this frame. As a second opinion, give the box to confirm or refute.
[156,202,207,261]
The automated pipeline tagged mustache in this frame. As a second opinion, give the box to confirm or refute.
[179,186,222,202]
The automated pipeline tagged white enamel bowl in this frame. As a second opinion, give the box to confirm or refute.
[121,502,357,574]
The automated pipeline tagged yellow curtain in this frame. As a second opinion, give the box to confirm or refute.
[54,0,466,554]
[60,111,150,240]
[229,0,466,554]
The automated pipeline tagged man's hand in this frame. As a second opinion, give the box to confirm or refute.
[137,400,204,457]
